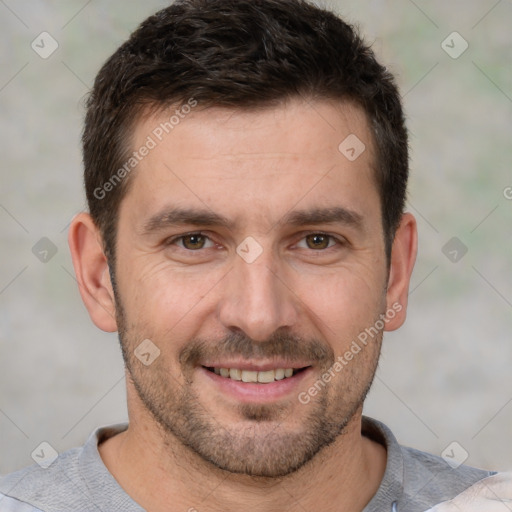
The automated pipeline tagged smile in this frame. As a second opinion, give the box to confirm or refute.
[204,367,307,383]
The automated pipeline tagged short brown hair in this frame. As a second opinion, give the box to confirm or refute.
[83,0,409,266]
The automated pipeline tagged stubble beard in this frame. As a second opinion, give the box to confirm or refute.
[112,281,382,477]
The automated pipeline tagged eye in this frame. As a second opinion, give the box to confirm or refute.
[172,233,215,250]
[297,233,339,250]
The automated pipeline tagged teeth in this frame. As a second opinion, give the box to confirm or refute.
[229,368,242,381]
[241,370,258,383]
[257,370,275,383]
[212,367,297,383]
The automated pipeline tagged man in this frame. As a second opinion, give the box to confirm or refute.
[0,1,507,511]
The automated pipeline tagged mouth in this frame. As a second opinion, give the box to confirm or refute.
[203,366,309,383]
[198,363,313,403]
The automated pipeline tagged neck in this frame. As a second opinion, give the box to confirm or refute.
[99,408,387,512]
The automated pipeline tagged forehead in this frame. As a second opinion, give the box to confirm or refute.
[121,99,379,231]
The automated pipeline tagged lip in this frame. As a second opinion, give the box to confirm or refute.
[197,365,313,403]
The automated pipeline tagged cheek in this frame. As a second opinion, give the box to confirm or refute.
[296,270,386,340]
[119,259,225,330]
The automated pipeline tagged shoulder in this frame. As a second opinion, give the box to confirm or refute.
[0,447,84,512]
[400,444,495,508]
[0,424,131,512]
[0,493,44,511]
[426,471,512,511]
[362,416,495,511]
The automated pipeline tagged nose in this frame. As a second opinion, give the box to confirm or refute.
[217,248,299,342]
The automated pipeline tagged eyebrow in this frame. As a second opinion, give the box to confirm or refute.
[140,208,235,235]
[281,207,363,229]
[140,206,364,235]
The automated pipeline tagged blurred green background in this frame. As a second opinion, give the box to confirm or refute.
[1,0,511,474]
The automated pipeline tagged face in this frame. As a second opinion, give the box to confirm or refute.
[112,99,390,477]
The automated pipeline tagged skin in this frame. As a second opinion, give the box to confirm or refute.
[69,98,417,512]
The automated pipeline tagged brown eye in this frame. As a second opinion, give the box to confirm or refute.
[305,234,332,250]
[181,234,207,250]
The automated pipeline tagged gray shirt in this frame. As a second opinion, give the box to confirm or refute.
[0,416,494,512]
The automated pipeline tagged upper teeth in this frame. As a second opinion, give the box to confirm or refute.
[213,367,294,383]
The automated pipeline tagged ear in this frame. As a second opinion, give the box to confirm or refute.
[68,212,118,332]
[384,212,418,331]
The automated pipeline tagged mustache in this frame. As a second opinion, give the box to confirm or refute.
[180,330,335,368]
